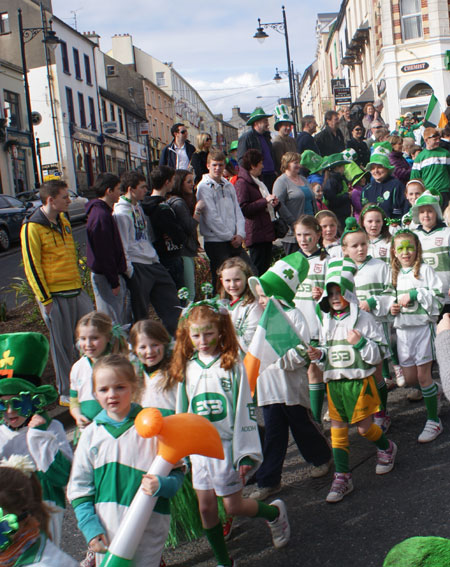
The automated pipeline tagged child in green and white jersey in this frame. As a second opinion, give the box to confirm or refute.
[308,257,396,504]
[412,191,450,312]
[341,217,396,431]
[68,355,184,567]
[360,203,391,264]
[390,230,444,443]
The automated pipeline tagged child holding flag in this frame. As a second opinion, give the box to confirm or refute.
[247,254,332,501]
[308,258,397,503]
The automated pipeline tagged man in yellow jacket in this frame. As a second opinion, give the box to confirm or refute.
[20,179,93,404]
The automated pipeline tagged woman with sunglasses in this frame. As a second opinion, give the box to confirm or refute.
[346,122,371,167]
[0,377,73,547]
[191,132,213,185]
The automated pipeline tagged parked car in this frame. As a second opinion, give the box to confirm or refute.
[0,194,33,251]
[16,189,88,222]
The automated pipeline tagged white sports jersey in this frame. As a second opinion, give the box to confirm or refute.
[294,251,328,339]
[317,304,385,382]
[256,307,311,408]
[140,368,177,415]
[392,263,444,329]
[177,355,262,470]
[354,257,394,321]
[415,224,450,304]
[325,241,342,258]
[70,356,101,420]
[368,237,391,264]
[227,298,262,355]
[21,533,78,566]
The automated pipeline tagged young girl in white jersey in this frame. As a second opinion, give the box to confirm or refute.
[70,312,128,432]
[130,320,177,415]
[390,230,444,443]
[293,215,328,422]
[172,301,290,566]
[68,354,184,567]
[218,257,262,356]
[341,217,395,431]
[316,210,342,258]
[360,204,391,264]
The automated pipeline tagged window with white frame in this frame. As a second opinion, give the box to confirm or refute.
[0,12,10,34]
[400,0,422,40]
[156,72,165,87]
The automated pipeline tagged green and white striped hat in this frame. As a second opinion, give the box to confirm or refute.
[319,257,358,312]
[249,253,309,307]
[372,141,392,157]
[411,190,442,224]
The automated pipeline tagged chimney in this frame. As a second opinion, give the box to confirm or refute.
[83,31,100,47]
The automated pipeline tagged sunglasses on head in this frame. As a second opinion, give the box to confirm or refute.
[0,392,45,418]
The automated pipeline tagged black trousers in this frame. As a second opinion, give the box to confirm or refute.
[248,241,273,276]
[256,403,332,488]
[204,241,254,291]
[127,262,180,335]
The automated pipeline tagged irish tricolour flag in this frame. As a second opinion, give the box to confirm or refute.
[244,297,307,396]
[425,93,446,128]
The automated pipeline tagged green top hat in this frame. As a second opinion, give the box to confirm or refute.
[319,257,358,312]
[372,141,392,158]
[249,253,309,307]
[229,140,238,151]
[412,190,443,224]
[0,333,49,381]
[344,161,369,186]
[366,153,394,172]
[274,104,294,130]
[247,107,273,126]
[340,216,364,244]
[320,153,348,171]
[300,150,323,174]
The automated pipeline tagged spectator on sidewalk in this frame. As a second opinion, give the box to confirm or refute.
[159,123,195,169]
[86,173,128,325]
[272,104,297,174]
[315,110,345,156]
[20,179,93,403]
[113,171,180,334]
[296,115,320,155]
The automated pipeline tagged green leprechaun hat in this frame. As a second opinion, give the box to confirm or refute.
[411,190,442,224]
[366,152,394,172]
[300,150,324,174]
[320,153,348,170]
[372,141,392,157]
[274,104,294,130]
[344,160,369,187]
[319,257,358,312]
[229,140,238,151]
[249,253,309,307]
[340,217,363,244]
[0,333,49,384]
[246,107,273,126]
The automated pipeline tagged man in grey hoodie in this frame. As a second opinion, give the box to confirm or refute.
[113,171,180,334]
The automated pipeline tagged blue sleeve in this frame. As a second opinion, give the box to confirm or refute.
[72,499,105,544]
[153,468,185,499]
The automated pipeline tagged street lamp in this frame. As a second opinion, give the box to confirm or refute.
[253,5,297,135]
[272,65,302,123]
[18,8,60,188]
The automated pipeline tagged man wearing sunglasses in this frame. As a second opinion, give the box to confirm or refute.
[411,127,450,209]
[159,122,196,169]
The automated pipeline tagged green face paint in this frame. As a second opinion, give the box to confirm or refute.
[396,240,415,254]
[208,338,218,347]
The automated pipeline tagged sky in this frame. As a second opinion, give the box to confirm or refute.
[51,0,340,120]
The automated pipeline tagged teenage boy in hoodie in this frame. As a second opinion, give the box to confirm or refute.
[142,166,186,289]
[113,170,180,335]
[86,173,128,325]
[197,149,251,290]
[20,180,93,403]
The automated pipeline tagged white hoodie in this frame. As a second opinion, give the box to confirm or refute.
[113,196,158,277]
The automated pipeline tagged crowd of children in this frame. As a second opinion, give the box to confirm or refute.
[2,157,450,565]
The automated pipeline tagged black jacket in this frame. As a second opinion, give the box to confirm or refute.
[296,131,320,155]
[314,126,345,157]
[237,128,276,171]
[190,151,209,184]
[323,171,351,227]
[346,138,371,167]
[159,140,195,169]
[141,196,186,260]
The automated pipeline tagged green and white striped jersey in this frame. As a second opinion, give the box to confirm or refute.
[354,256,395,321]
[415,224,450,304]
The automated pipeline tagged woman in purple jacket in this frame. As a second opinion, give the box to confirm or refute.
[234,149,280,275]
[388,135,412,186]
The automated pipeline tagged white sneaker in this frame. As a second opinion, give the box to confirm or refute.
[393,365,406,388]
[373,413,392,434]
[59,395,70,407]
[249,483,281,500]
[326,472,354,503]
[323,409,331,422]
[418,419,443,443]
[311,459,332,478]
[267,499,290,548]
[376,441,397,475]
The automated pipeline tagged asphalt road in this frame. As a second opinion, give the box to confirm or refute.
[0,222,87,311]
[59,384,450,567]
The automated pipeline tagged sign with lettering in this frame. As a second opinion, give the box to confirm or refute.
[401,62,429,73]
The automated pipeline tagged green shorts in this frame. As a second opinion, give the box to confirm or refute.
[327,376,380,424]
